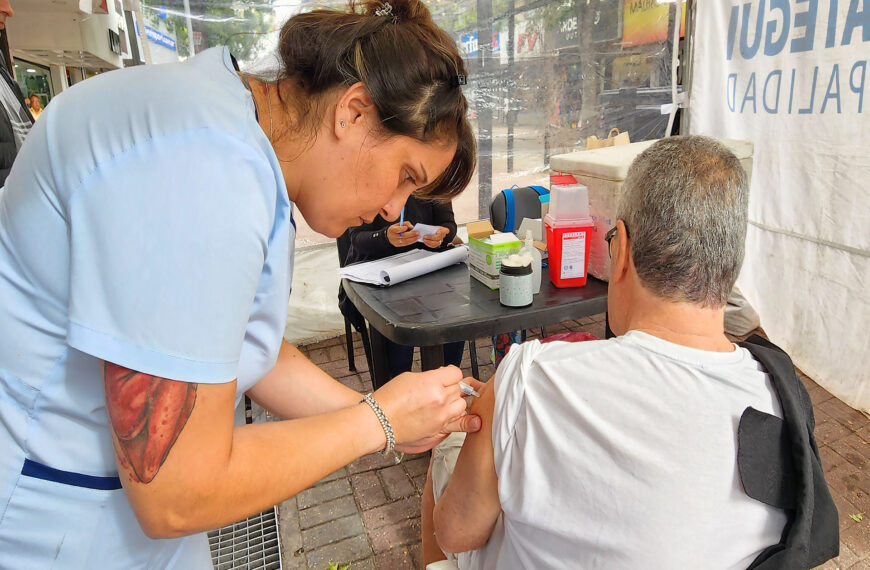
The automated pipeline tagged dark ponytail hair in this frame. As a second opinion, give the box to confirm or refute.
[277,0,475,200]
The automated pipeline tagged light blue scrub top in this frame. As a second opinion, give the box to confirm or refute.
[0,47,294,567]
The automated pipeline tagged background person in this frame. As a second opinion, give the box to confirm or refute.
[422,136,838,569]
[27,93,42,120]
[0,0,482,566]
[0,0,33,186]
[340,195,465,383]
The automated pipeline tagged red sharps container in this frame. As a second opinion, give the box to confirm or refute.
[545,174,594,288]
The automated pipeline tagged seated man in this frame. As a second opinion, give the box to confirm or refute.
[423,136,838,569]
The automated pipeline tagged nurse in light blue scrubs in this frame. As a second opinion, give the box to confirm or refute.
[0,0,481,566]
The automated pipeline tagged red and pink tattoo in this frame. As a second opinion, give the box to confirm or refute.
[104,362,197,483]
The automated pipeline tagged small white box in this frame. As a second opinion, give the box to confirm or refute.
[467,220,522,289]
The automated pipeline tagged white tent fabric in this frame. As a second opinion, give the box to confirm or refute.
[283,243,345,345]
[689,2,870,410]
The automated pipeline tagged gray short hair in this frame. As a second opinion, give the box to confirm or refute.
[616,136,749,307]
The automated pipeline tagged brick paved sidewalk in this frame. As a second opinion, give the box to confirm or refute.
[270,313,870,570]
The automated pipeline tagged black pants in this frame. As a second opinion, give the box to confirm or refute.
[385,338,465,380]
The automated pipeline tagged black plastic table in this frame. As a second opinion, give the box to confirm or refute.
[342,263,608,387]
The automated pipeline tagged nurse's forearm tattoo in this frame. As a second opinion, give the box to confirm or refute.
[103,362,197,484]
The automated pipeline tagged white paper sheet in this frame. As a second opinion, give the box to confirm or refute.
[410,223,441,243]
[339,245,469,286]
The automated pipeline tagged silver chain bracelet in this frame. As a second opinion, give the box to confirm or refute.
[360,393,396,458]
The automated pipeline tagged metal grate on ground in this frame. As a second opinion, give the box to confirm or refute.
[208,507,282,570]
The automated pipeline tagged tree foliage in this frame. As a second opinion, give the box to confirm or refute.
[141,0,276,61]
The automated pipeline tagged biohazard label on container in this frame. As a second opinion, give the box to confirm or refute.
[560,231,587,279]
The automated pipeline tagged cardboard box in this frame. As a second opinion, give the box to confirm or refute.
[467,220,522,289]
[549,138,754,281]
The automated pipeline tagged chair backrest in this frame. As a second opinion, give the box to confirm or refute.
[336,230,353,268]
[490,185,549,233]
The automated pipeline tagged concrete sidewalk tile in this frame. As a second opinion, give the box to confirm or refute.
[841,522,870,561]
[477,364,496,380]
[820,399,870,432]
[351,471,390,511]
[814,543,862,569]
[822,450,862,496]
[817,411,853,445]
[408,543,423,568]
[809,384,836,406]
[411,473,427,494]
[380,465,417,500]
[327,344,349,363]
[339,375,368,394]
[831,436,870,470]
[305,534,373,568]
[297,479,352,510]
[307,348,330,365]
[320,360,358,379]
[801,374,820,389]
[299,495,360,530]
[302,514,366,550]
[353,345,368,357]
[319,468,349,484]
[585,321,607,339]
[404,456,430,478]
[850,559,870,569]
[374,544,421,569]
[842,487,870,521]
[821,445,847,469]
[308,337,344,352]
[369,518,422,554]
[349,559,377,570]
[348,453,396,475]
[362,497,421,531]
[277,497,305,570]
[825,460,870,516]
[831,490,861,532]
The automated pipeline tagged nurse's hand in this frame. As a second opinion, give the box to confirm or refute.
[387,222,419,248]
[371,367,483,454]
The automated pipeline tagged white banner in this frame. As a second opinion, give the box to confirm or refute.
[690,1,870,410]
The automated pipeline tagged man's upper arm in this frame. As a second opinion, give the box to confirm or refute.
[433,379,501,553]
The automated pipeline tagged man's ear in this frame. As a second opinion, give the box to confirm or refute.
[334,82,376,138]
[610,220,631,284]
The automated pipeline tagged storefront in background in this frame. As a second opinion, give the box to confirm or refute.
[13,59,52,106]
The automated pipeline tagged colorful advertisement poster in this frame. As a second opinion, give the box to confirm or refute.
[622,0,685,47]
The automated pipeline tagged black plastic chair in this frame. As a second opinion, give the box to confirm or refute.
[337,232,375,374]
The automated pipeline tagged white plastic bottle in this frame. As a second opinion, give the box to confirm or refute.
[524,230,543,294]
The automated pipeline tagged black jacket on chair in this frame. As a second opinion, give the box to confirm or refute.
[738,335,839,569]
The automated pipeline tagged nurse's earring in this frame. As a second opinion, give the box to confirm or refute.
[339,120,346,128]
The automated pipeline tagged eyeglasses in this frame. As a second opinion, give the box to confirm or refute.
[604,224,629,258]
